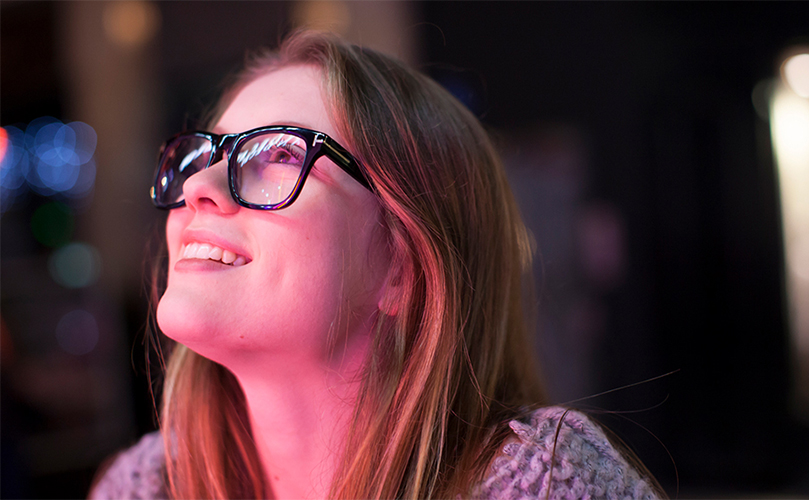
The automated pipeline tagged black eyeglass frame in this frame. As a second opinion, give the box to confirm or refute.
[151,125,371,210]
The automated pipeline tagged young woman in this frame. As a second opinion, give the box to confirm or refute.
[92,31,660,499]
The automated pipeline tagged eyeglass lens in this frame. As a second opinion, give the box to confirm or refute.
[155,131,309,208]
[233,132,307,206]
[155,135,213,207]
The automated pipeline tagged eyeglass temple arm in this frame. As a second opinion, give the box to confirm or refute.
[320,139,373,191]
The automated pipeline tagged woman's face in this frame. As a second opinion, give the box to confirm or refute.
[156,65,389,370]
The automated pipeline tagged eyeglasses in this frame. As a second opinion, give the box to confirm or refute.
[151,125,371,210]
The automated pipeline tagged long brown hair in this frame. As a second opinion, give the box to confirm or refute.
[159,31,547,499]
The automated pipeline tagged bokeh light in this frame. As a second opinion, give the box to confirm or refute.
[783,53,809,98]
[772,86,809,172]
[103,1,161,48]
[30,202,74,247]
[0,127,8,162]
[291,0,351,35]
[48,242,102,288]
[788,234,809,282]
[55,310,99,356]
[27,119,98,196]
[771,68,809,353]
[0,126,29,212]
[1,118,97,211]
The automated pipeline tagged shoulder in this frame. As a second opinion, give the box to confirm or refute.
[89,431,168,500]
[473,406,659,500]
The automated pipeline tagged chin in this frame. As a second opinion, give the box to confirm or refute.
[156,288,284,367]
[156,289,220,349]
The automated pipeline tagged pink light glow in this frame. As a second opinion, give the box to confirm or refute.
[0,128,8,164]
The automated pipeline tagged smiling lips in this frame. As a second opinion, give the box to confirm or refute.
[181,242,248,266]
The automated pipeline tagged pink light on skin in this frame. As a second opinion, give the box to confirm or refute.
[157,66,390,360]
[155,65,392,500]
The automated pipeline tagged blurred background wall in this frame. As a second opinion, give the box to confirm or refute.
[2,2,809,498]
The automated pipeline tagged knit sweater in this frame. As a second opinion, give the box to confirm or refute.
[90,406,658,499]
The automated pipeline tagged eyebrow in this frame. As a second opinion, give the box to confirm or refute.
[210,121,316,135]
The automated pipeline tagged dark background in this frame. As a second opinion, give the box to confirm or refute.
[2,2,808,498]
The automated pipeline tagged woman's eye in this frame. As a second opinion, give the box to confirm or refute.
[236,135,307,168]
[270,148,294,163]
[266,145,304,164]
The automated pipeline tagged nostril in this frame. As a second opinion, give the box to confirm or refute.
[194,196,218,207]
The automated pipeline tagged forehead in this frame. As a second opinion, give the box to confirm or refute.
[216,65,336,138]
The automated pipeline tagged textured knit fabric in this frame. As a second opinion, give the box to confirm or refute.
[472,407,657,500]
[90,407,657,500]
[90,432,168,500]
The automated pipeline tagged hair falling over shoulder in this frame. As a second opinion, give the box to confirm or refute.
[156,30,547,500]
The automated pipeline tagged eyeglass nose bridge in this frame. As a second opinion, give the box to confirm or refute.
[209,133,239,166]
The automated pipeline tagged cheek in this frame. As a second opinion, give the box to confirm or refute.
[253,210,364,333]
[261,217,348,312]
[165,210,191,267]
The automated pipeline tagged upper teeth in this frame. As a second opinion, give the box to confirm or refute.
[182,242,247,266]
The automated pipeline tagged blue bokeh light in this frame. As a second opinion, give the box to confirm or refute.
[1,117,98,211]
[1,126,30,212]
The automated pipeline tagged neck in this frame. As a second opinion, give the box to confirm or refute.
[232,339,369,499]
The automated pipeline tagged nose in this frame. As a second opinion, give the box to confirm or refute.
[181,158,240,214]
